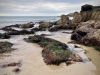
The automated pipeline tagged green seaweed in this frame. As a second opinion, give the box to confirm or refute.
[0,41,14,53]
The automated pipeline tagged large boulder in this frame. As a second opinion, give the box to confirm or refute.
[56,14,70,26]
[61,14,69,24]
[39,22,52,28]
[71,20,100,47]
[72,12,82,25]
[19,23,34,28]
[81,29,100,46]
[80,11,92,22]
[81,4,93,11]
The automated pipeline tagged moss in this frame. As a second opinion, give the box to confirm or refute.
[55,50,72,61]
[0,41,14,53]
[24,35,72,65]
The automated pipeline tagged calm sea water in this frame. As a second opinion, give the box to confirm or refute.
[0,16,60,28]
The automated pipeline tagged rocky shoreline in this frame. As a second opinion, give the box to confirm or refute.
[0,4,100,75]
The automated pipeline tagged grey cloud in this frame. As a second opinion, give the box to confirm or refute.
[0,0,100,16]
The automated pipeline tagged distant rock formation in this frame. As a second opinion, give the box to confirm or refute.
[72,4,100,25]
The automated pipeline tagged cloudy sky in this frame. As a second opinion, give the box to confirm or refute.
[0,0,100,16]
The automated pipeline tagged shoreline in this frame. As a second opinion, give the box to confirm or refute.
[0,4,100,74]
[0,30,98,75]
[82,45,100,75]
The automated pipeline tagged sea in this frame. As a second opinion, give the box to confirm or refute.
[0,16,60,28]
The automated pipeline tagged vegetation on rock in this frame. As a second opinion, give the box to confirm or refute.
[0,41,14,53]
[24,35,82,65]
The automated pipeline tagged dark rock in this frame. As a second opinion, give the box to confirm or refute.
[31,27,46,32]
[12,68,21,73]
[81,4,93,11]
[62,32,72,34]
[71,32,81,41]
[48,27,58,32]
[0,33,10,39]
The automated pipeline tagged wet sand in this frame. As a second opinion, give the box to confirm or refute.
[81,46,100,75]
[0,30,98,75]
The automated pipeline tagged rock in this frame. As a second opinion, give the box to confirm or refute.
[81,29,100,46]
[66,53,82,65]
[56,14,70,26]
[81,4,93,11]
[1,27,15,31]
[62,32,72,34]
[31,27,46,32]
[48,25,76,32]
[19,23,34,28]
[72,12,82,24]
[71,32,81,41]
[71,20,100,48]
[76,20,96,34]
[48,27,58,32]
[24,35,72,65]
[80,11,92,22]
[39,22,52,28]
[61,14,69,24]
[12,68,21,73]
[0,33,10,39]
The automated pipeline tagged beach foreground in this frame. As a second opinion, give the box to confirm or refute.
[0,30,98,75]
[0,4,100,75]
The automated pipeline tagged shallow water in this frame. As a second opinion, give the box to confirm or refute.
[0,30,97,75]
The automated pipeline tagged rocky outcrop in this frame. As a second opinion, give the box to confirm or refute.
[39,22,53,28]
[81,29,100,46]
[71,20,100,50]
[72,4,100,25]
[72,12,82,25]
[19,23,34,28]
[0,33,10,39]
[81,4,93,11]
[56,14,70,26]
[48,25,76,32]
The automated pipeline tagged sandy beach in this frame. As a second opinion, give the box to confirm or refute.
[0,30,99,75]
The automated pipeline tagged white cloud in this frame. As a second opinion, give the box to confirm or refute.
[0,0,99,16]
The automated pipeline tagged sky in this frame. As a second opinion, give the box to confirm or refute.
[0,0,100,16]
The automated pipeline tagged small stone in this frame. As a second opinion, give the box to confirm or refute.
[12,68,21,73]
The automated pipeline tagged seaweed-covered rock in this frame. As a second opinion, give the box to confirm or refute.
[24,35,73,65]
[0,41,14,53]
